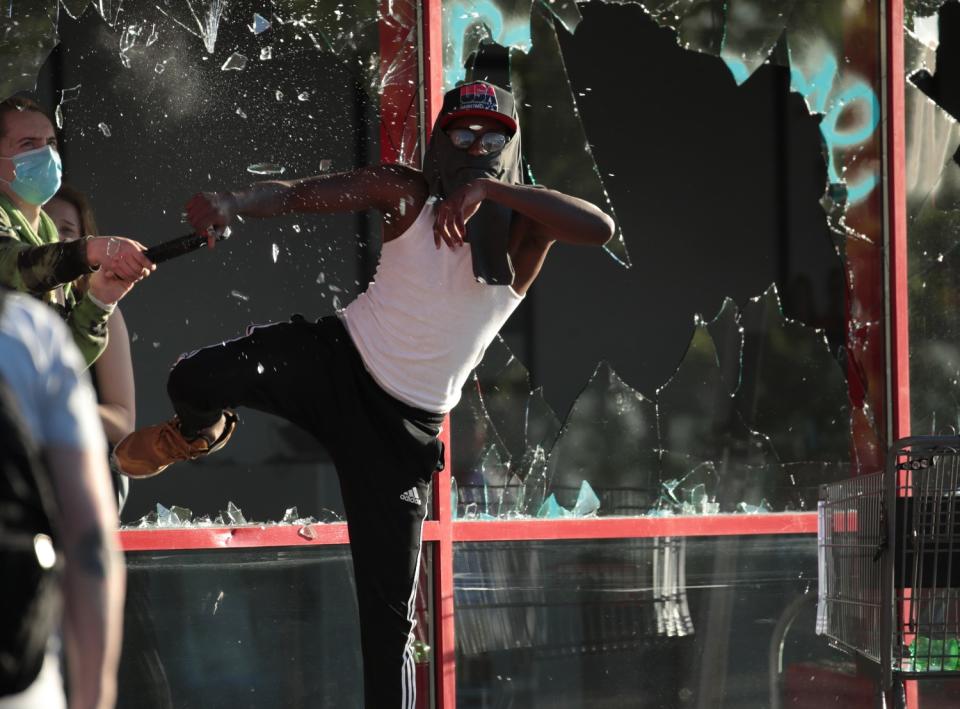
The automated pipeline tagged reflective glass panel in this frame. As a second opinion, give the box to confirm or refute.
[120,544,435,707]
[454,536,867,707]
[905,1,960,435]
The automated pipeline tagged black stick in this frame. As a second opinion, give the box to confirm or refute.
[144,228,231,264]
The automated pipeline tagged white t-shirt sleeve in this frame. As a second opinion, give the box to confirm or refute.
[0,294,105,453]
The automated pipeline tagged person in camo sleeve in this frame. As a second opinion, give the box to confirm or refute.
[0,96,154,368]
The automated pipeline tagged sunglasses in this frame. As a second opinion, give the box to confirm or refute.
[445,127,509,154]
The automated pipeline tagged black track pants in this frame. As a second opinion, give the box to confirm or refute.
[167,315,444,708]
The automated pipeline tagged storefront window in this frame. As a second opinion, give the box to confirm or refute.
[454,536,858,707]
[446,0,887,519]
[905,1,960,435]
[120,544,435,707]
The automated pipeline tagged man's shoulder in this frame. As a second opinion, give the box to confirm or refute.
[372,163,430,212]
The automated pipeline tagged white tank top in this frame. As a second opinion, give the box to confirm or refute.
[340,197,524,413]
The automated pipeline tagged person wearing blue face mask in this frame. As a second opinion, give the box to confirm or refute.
[0,96,156,368]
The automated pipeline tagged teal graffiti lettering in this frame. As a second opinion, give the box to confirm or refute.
[790,54,880,204]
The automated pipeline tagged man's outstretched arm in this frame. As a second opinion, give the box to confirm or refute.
[433,179,615,249]
[186,164,426,240]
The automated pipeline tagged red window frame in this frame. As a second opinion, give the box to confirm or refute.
[118,1,910,706]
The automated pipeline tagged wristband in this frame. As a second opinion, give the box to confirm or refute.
[86,290,116,314]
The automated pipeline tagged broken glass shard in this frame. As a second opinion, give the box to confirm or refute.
[510,9,631,267]
[720,0,793,84]
[545,363,659,515]
[236,107,248,118]
[154,61,167,75]
[98,122,112,137]
[55,84,81,129]
[656,315,774,512]
[298,525,317,540]
[221,52,248,71]
[225,501,246,525]
[539,0,583,34]
[94,0,122,26]
[271,243,280,263]
[536,493,569,518]
[247,163,286,175]
[260,46,273,60]
[156,0,226,53]
[230,290,249,301]
[319,159,333,172]
[251,12,272,34]
[60,84,81,104]
[275,89,284,101]
[571,479,600,517]
[518,445,549,516]
[737,498,773,514]
[298,91,310,101]
[136,511,158,528]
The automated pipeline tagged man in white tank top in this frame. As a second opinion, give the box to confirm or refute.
[113,81,614,708]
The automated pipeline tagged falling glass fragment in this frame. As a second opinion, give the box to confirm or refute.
[53,84,81,130]
[236,107,247,118]
[298,91,310,101]
[154,61,167,75]
[98,122,112,137]
[271,243,279,262]
[247,163,286,175]
[230,290,249,301]
[275,89,284,101]
[251,12,272,34]
[221,52,248,71]
[260,46,273,60]
[319,159,333,172]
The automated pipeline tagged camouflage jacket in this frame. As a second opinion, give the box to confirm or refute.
[0,193,110,368]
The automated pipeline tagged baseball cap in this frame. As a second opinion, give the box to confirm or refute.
[436,81,518,133]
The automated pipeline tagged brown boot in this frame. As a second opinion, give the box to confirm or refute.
[113,411,238,478]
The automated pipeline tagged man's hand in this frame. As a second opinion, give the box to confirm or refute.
[186,192,238,249]
[87,268,147,307]
[434,179,488,250]
[86,237,155,281]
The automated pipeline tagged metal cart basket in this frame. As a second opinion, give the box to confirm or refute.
[818,436,960,706]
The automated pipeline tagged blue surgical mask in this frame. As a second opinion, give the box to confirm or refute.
[0,145,63,206]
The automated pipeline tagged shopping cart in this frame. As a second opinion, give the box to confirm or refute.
[818,436,960,707]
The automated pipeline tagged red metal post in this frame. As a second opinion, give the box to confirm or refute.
[886,0,910,442]
[884,0,917,706]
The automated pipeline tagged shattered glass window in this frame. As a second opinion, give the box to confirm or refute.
[447,0,887,518]
[905,1,960,436]
[2,0,424,523]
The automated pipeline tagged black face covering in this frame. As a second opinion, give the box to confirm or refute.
[422,117,523,286]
